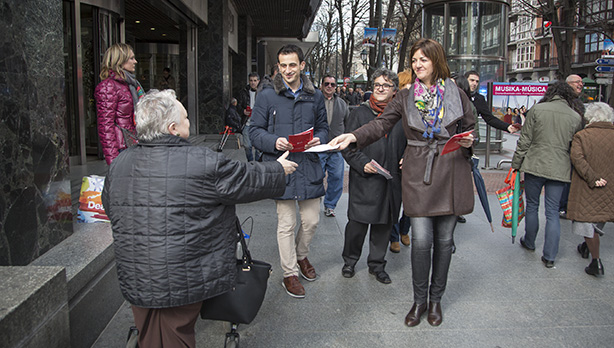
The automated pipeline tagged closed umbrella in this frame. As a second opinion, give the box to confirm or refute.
[511,171,521,244]
[471,156,494,232]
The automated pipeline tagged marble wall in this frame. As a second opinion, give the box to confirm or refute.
[231,16,248,102]
[197,0,229,134]
[0,0,71,265]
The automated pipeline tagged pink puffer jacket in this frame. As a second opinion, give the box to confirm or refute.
[94,70,136,164]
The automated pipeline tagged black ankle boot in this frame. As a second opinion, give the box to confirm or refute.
[577,242,589,259]
[585,258,604,277]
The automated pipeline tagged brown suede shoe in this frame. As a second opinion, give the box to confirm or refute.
[427,301,443,326]
[297,257,317,281]
[390,241,401,253]
[282,276,305,298]
[401,234,411,246]
[404,302,427,327]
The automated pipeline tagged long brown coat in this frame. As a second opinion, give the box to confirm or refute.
[567,122,614,223]
[352,79,475,217]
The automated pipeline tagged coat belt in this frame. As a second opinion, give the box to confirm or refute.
[406,139,447,185]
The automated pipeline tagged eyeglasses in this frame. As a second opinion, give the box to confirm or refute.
[374,83,394,90]
[323,82,336,87]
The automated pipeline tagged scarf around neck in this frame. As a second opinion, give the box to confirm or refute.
[414,78,445,139]
[368,93,391,118]
[124,70,145,110]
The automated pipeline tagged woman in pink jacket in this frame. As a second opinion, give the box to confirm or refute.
[94,43,143,164]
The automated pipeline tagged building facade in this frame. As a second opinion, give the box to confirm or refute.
[507,0,614,101]
[0,0,321,266]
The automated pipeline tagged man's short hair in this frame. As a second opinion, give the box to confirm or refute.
[277,44,305,63]
[464,70,480,78]
[248,72,260,80]
[270,65,279,76]
[321,74,336,83]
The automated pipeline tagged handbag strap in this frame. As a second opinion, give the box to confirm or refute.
[236,218,253,264]
[504,168,520,189]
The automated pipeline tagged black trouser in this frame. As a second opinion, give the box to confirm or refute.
[410,215,457,304]
[342,219,392,272]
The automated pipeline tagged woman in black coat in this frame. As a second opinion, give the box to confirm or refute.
[341,68,406,284]
[102,89,297,348]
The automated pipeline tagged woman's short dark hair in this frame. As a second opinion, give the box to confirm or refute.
[409,38,450,84]
[539,81,578,109]
[372,68,399,89]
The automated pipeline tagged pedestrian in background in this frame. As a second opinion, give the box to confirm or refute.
[102,89,296,348]
[95,43,143,164]
[319,74,349,218]
[567,102,614,276]
[341,68,405,284]
[330,38,475,327]
[513,82,583,268]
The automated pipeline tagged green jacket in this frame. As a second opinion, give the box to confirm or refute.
[511,96,583,182]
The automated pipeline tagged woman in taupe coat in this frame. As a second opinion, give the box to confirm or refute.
[567,102,614,276]
[329,39,475,327]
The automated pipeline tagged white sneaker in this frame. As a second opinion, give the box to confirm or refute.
[324,208,335,217]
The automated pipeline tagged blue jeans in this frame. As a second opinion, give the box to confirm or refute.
[390,214,410,242]
[242,124,254,161]
[410,215,457,303]
[318,152,344,210]
[523,173,566,261]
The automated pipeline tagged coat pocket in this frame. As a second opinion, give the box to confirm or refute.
[306,153,324,185]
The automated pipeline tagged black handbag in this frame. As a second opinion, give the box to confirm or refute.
[200,223,272,324]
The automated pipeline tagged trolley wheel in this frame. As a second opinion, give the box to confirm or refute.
[224,332,239,348]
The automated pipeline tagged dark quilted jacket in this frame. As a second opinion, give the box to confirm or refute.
[249,73,329,200]
[101,135,285,308]
[94,70,136,164]
[567,122,614,223]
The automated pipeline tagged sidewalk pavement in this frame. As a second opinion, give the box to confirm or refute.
[91,132,614,348]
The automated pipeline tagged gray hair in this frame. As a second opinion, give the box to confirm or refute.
[136,89,183,141]
[372,68,399,89]
[584,102,614,124]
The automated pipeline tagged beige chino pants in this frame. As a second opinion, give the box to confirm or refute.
[275,198,320,277]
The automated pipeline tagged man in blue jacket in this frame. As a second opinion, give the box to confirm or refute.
[250,44,329,298]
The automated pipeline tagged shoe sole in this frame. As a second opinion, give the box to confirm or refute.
[299,268,317,282]
[282,281,305,298]
[342,271,355,278]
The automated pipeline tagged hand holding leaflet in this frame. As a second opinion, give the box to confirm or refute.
[369,159,393,180]
[440,130,474,156]
[288,127,313,152]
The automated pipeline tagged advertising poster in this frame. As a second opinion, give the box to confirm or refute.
[363,27,377,47]
[603,39,614,56]
[382,28,396,47]
[491,82,547,124]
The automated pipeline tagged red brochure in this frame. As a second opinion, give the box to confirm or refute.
[288,127,313,152]
[440,130,474,156]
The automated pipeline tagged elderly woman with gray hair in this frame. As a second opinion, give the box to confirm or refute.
[568,102,614,276]
[101,89,297,348]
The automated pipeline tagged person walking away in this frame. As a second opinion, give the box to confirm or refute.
[94,43,143,164]
[102,89,297,348]
[238,72,260,161]
[512,82,583,268]
[329,38,475,327]
[341,68,405,283]
[319,75,349,217]
[249,44,329,298]
[567,102,614,276]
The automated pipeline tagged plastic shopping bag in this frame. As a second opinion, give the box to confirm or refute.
[76,175,109,223]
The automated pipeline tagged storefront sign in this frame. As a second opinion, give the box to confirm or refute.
[492,84,547,96]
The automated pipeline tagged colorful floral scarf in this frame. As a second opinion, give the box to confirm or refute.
[414,78,445,139]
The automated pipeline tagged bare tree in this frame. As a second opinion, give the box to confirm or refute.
[515,0,578,80]
[335,0,369,78]
[308,0,338,84]
[396,0,423,70]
